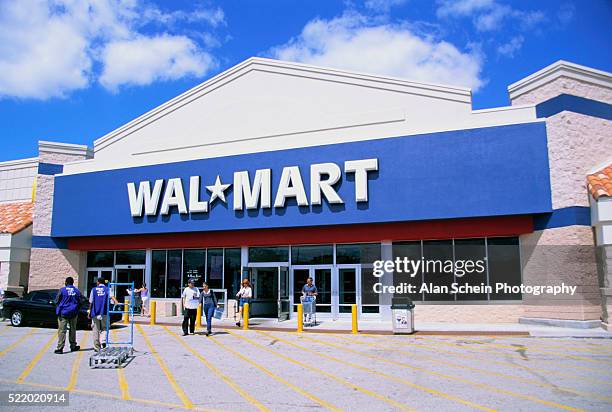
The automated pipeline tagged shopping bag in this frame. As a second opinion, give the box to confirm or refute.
[213,308,223,319]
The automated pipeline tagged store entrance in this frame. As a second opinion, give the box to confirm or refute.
[247,265,290,320]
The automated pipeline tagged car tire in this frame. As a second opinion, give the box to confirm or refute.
[10,310,24,327]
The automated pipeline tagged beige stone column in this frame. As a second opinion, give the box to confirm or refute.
[509,61,612,325]
[28,142,91,291]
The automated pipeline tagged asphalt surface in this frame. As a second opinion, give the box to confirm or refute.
[0,321,611,411]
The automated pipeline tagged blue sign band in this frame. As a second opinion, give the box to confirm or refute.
[51,122,553,237]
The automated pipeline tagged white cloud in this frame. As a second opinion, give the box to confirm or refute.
[0,0,221,100]
[269,12,485,91]
[436,0,545,32]
[99,35,214,91]
[364,0,408,13]
[497,35,523,58]
[0,0,91,99]
[436,0,495,18]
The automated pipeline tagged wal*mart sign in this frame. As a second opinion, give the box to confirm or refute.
[127,159,378,217]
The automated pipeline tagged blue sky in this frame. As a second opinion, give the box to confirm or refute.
[1,0,610,162]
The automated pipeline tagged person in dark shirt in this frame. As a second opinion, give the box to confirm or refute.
[199,282,219,336]
[54,277,82,354]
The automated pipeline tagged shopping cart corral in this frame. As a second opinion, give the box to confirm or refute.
[89,282,135,369]
[302,296,317,327]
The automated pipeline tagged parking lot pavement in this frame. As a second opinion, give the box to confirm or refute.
[1,322,611,411]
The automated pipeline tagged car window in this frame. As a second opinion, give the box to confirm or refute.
[31,292,52,303]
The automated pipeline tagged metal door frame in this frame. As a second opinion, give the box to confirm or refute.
[277,266,290,321]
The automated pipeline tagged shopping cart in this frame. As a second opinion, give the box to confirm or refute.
[302,295,317,327]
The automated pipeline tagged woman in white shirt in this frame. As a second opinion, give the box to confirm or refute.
[136,283,149,317]
[235,278,252,327]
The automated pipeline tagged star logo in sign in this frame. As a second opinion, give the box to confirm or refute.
[206,175,231,204]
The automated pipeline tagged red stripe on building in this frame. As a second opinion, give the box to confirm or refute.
[67,216,533,250]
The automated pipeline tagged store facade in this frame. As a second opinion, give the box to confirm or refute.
[14,58,612,325]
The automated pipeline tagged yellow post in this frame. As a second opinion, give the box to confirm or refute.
[196,304,202,330]
[123,297,130,324]
[297,304,303,333]
[150,300,156,325]
[351,304,358,334]
[243,303,249,330]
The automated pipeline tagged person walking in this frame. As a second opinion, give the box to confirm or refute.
[89,277,119,352]
[235,278,252,327]
[54,277,82,354]
[137,283,149,317]
[199,283,218,336]
[181,279,200,336]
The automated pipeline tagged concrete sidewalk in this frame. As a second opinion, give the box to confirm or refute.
[132,314,612,338]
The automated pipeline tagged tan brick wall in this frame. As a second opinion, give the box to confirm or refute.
[414,304,523,323]
[520,226,601,321]
[29,248,86,291]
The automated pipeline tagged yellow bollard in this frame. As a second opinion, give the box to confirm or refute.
[196,304,202,330]
[351,304,358,334]
[243,303,249,330]
[150,300,156,325]
[297,304,303,332]
[123,297,130,324]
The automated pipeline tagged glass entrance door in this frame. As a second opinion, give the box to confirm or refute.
[334,265,361,319]
[115,268,145,302]
[314,268,332,313]
[85,268,113,295]
[338,268,358,313]
[291,265,333,315]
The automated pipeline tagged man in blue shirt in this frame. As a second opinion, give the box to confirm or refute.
[89,277,118,352]
[54,277,82,354]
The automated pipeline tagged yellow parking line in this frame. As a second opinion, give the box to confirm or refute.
[111,330,131,400]
[66,331,89,391]
[163,326,272,412]
[409,338,609,374]
[337,334,612,387]
[136,324,194,409]
[258,330,495,411]
[325,333,612,403]
[300,334,585,412]
[0,328,35,357]
[224,329,415,412]
[206,330,338,411]
[16,333,56,383]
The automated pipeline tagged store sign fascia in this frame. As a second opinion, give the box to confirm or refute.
[127,158,379,217]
